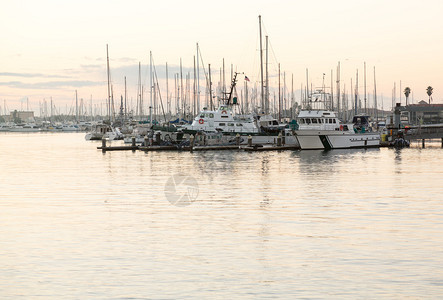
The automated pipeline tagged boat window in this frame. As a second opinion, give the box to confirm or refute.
[343,125,349,131]
[236,123,243,126]
[209,113,214,118]
[228,123,234,126]
[312,118,318,124]
[221,115,229,118]
[200,114,205,118]
[299,119,304,124]
[306,118,311,124]
[219,123,226,126]
[333,119,337,123]
[329,119,333,124]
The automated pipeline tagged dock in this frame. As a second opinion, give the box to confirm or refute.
[243,145,300,151]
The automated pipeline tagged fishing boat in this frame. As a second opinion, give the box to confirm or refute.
[294,110,380,150]
[178,72,298,146]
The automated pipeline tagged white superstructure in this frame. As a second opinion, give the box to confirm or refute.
[182,105,259,134]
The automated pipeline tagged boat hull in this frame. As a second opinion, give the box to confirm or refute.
[294,130,380,150]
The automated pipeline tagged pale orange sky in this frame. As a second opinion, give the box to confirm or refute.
[1,0,442,115]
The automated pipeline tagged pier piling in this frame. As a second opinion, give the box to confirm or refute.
[190,135,195,152]
[236,133,241,145]
[277,132,282,146]
[248,135,252,147]
[101,138,106,153]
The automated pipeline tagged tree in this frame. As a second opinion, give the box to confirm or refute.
[404,87,411,105]
[426,86,433,104]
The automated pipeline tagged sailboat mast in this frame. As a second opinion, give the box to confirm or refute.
[278,63,281,121]
[265,35,269,114]
[196,43,200,114]
[106,44,111,121]
[364,62,367,114]
[166,62,169,117]
[124,76,127,119]
[75,90,78,123]
[150,52,153,125]
[374,66,378,121]
[354,69,359,116]
[336,62,341,118]
[259,15,264,112]
[208,63,213,110]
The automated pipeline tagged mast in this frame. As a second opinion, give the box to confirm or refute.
[330,69,334,111]
[150,53,153,125]
[364,62,367,114]
[166,62,169,117]
[75,90,78,123]
[180,58,184,120]
[265,35,269,114]
[336,62,341,118]
[259,15,264,112]
[306,68,309,108]
[278,63,281,121]
[354,69,358,116]
[196,43,200,114]
[208,63,213,110]
[124,76,127,119]
[193,55,196,117]
[291,73,294,119]
[106,44,111,121]
[374,66,378,121]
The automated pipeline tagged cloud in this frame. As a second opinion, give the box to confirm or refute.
[0,80,104,90]
[0,72,74,79]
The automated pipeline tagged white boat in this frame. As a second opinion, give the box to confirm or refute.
[85,123,122,141]
[182,105,260,134]
[0,124,12,132]
[9,123,41,132]
[294,110,380,150]
[62,124,81,132]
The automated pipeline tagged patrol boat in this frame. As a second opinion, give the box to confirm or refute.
[294,110,380,150]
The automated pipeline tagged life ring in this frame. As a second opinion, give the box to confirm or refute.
[199,119,204,124]
[340,125,343,131]
[221,110,227,114]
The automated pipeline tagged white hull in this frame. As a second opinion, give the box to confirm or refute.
[295,130,380,150]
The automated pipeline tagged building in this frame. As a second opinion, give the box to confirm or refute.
[400,101,443,125]
[3,110,35,123]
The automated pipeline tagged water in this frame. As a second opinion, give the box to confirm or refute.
[1,132,442,299]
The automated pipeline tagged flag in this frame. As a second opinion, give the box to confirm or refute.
[244,75,250,82]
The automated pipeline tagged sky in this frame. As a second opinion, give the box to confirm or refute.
[1,0,442,116]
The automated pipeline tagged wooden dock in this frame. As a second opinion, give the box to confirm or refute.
[138,145,180,151]
[97,145,139,152]
[192,145,241,151]
[243,145,300,151]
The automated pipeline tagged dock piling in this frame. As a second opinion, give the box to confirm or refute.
[277,132,282,146]
[101,138,106,153]
[190,135,194,152]
[248,135,252,147]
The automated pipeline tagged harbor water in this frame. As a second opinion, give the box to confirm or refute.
[1,132,442,299]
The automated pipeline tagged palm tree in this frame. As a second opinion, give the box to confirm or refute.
[404,87,411,105]
[426,86,433,104]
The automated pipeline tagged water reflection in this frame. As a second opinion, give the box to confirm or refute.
[1,133,442,299]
